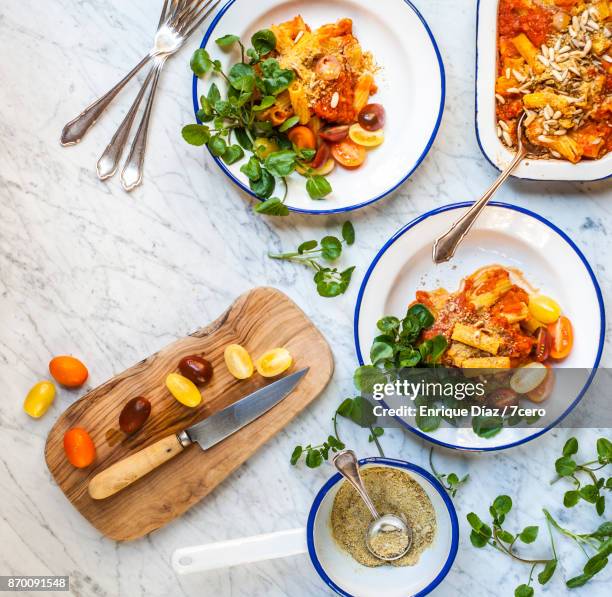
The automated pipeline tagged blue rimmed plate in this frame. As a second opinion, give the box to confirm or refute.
[354,202,605,451]
[307,458,459,597]
[192,0,445,214]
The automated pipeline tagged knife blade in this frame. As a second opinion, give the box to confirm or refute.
[89,367,309,500]
[179,367,309,451]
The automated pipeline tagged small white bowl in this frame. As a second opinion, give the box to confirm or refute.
[306,458,458,597]
[475,0,612,181]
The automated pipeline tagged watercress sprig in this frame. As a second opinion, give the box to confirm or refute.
[467,436,612,595]
[290,395,385,469]
[468,495,558,597]
[553,436,612,516]
[183,29,334,216]
[268,222,356,298]
[428,448,469,498]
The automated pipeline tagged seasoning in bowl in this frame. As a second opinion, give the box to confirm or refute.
[331,467,436,567]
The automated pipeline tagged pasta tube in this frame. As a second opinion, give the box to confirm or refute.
[452,323,501,355]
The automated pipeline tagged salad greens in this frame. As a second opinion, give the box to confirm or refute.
[290,396,385,469]
[268,222,356,298]
[468,436,612,595]
[354,305,447,386]
[183,30,334,216]
[428,448,470,498]
[553,436,612,515]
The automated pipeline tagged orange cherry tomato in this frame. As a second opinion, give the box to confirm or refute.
[63,428,96,468]
[288,125,316,150]
[526,365,555,403]
[548,316,573,360]
[331,139,367,169]
[49,356,89,388]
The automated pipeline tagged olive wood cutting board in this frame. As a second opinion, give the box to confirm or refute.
[45,287,334,541]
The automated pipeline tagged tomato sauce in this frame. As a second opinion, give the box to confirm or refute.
[496,99,523,122]
[418,272,536,365]
[498,0,553,48]
[314,72,355,124]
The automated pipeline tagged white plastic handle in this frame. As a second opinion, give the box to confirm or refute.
[172,527,307,575]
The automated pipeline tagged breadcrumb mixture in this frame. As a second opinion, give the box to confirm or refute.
[330,467,437,568]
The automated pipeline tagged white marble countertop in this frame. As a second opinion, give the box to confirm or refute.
[0,0,610,596]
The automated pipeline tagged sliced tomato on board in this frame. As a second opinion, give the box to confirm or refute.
[548,316,573,360]
[331,139,367,169]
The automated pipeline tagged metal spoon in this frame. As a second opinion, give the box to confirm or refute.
[432,113,528,264]
[332,450,412,561]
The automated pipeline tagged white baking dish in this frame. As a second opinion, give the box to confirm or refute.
[475,0,612,181]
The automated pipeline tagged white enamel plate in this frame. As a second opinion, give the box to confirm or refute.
[354,202,605,451]
[192,0,445,214]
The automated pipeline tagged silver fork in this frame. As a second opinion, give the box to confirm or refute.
[432,113,528,264]
[62,0,220,188]
[119,0,220,191]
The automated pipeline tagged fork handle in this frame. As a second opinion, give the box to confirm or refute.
[60,54,153,146]
[121,58,167,191]
[432,148,527,264]
[97,67,157,180]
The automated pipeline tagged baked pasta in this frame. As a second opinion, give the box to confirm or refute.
[496,0,612,162]
[415,266,574,378]
[185,16,387,208]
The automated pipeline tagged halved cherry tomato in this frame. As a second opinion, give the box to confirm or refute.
[311,159,336,176]
[63,428,96,468]
[254,137,279,159]
[349,123,385,147]
[255,348,292,378]
[288,126,316,150]
[49,356,88,388]
[224,344,254,380]
[310,143,331,169]
[548,316,573,360]
[534,327,550,362]
[331,139,367,169]
[315,55,342,81]
[486,388,519,408]
[528,295,561,325]
[358,104,386,131]
[526,365,555,403]
[510,362,549,394]
[319,125,349,143]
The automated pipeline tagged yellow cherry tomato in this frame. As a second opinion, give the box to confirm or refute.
[528,295,561,325]
[297,158,336,177]
[348,123,385,147]
[23,381,56,418]
[165,373,202,408]
[224,344,254,380]
[254,138,279,160]
[255,348,293,378]
[509,362,549,394]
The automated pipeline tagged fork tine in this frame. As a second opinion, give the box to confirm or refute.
[181,0,221,38]
[168,0,198,27]
[174,0,210,30]
[157,0,170,29]
[165,0,184,24]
